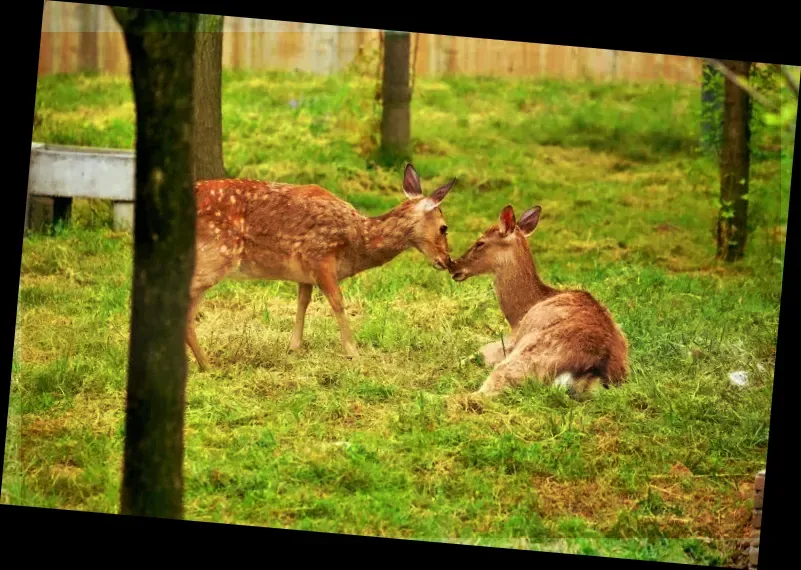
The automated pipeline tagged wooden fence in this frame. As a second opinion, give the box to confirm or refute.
[38,1,703,84]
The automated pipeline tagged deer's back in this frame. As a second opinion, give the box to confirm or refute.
[194,179,364,282]
[513,290,629,383]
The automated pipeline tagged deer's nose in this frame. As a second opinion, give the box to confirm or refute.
[433,255,451,271]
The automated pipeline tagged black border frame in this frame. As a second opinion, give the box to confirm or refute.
[3,2,797,567]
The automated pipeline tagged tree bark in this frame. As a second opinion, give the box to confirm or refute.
[700,62,723,157]
[193,14,226,181]
[380,31,411,164]
[717,60,752,262]
[111,7,198,519]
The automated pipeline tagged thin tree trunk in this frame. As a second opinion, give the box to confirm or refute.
[193,14,226,181]
[717,60,752,262]
[111,7,198,519]
[380,31,411,163]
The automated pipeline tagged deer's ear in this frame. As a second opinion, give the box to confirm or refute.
[403,163,423,199]
[517,206,542,237]
[420,178,456,212]
[499,204,516,236]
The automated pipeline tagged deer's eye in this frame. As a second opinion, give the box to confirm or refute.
[475,241,485,250]
[440,225,448,235]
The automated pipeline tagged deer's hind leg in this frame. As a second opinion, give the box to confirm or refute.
[288,283,313,353]
[186,242,236,371]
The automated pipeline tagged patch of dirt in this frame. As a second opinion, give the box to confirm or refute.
[22,416,69,439]
[654,222,681,233]
[618,195,647,208]
[530,473,755,540]
[532,477,626,527]
[668,463,694,478]
[413,140,450,157]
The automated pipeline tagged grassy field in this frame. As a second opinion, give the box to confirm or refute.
[5,64,794,565]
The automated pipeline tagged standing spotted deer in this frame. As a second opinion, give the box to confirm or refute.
[187,164,456,370]
[449,204,629,397]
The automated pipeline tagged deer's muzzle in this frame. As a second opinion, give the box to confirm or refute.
[451,268,469,282]
[433,255,452,271]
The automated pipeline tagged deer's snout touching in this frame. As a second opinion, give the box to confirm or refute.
[449,257,470,281]
[433,254,452,271]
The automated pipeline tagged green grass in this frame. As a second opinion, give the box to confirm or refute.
[6,64,794,566]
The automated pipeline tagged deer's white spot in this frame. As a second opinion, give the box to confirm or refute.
[554,372,575,390]
[230,196,236,204]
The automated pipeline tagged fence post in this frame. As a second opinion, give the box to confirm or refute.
[748,469,765,570]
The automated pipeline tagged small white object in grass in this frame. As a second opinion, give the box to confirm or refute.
[729,371,749,387]
[756,363,766,373]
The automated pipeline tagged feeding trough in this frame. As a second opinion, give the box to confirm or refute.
[26,141,136,231]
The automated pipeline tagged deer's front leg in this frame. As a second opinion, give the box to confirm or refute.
[315,263,359,359]
[474,354,530,397]
[288,283,313,352]
[460,335,515,368]
[478,335,515,366]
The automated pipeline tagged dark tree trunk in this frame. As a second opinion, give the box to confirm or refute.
[193,14,226,181]
[700,63,723,157]
[380,31,411,164]
[717,60,753,262]
[111,7,198,519]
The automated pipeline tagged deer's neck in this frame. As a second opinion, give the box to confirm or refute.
[352,207,416,272]
[494,250,555,330]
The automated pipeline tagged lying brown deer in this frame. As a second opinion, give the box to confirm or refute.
[187,164,456,370]
[449,204,629,397]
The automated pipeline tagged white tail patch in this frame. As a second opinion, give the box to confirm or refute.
[553,372,575,390]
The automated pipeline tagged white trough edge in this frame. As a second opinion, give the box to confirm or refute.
[28,141,135,202]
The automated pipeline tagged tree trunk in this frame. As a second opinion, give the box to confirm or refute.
[717,60,753,262]
[380,31,411,164]
[700,62,723,157]
[193,14,226,181]
[111,7,198,519]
